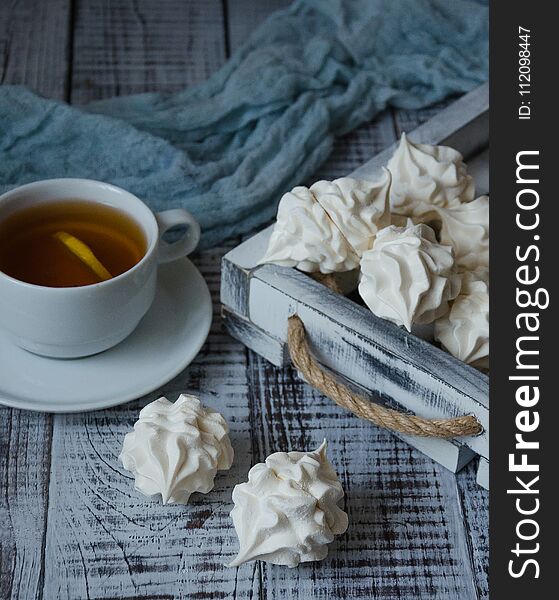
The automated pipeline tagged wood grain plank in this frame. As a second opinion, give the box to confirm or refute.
[38,2,262,598]
[244,352,479,599]
[0,0,71,100]
[70,0,227,103]
[42,244,261,600]
[395,104,489,598]
[457,464,489,598]
[0,411,52,600]
[0,3,71,598]
[225,0,292,55]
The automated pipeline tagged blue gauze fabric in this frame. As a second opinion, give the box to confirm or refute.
[0,0,488,248]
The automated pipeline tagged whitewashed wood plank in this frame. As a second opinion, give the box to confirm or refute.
[0,0,71,100]
[222,307,289,366]
[457,463,489,596]
[0,411,52,600]
[220,227,272,318]
[0,4,71,598]
[39,3,262,598]
[395,100,489,595]
[42,245,261,600]
[226,0,292,55]
[221,309,476,473]
[71,0,227,103]
[242,351,479,599]
[476,456,489,490]
[249,267,488,458]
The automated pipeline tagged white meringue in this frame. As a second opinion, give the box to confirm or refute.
[259,186,359,273]
[309,170,391,257]
[120,394,234,504]
[435,268,489,368]
[435,195,489,271]
[228,440,348,568]
[358,222,460,331]
[387,133,474,215]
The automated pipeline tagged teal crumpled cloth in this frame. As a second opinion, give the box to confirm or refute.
[0,0,487,248]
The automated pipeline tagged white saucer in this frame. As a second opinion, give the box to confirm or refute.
[0,258,212,413]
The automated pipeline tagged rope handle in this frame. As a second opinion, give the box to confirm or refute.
[287,315,483,439]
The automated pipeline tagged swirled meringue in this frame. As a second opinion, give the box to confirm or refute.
[120,394,234,504]
[309,170,391,256]
[387,133,474,215]
[435,195,489,271]
[435,268,489,368]
[358,222,460,331]
[228,440,348,568]
[259,186,359,273]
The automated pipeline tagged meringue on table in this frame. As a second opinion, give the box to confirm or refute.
[120,394,234,504]
[358,221,460,331]
[228,440,348,568]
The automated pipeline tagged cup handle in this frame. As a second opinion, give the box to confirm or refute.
[155,209,201,264]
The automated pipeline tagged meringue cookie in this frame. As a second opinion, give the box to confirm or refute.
[228,440,348,568]
[120,394,234,504]
[259,186,359,273]
[387,133,474,215]
[359,222,460,330]
[435,195,489,271]
[309,170,391,257]
[435,268,489,368]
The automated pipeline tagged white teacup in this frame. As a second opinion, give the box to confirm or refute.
[0,178,200,358]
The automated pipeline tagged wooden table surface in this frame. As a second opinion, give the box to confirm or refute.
[0,2,488,599]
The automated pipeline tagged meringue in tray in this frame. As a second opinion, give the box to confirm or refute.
[260,133,490,369]
[120,394,234,504]
[259,170,391,274]
[228,440,348,568]
[359,221,460,331]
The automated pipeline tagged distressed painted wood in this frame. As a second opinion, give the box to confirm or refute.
[0,0,71,100]
[246,349,481,599]
[71,0,227,103]
[224,307,477,473]
[0,3,70,598]
[476,456,489,490]
[0,412,53,600]
[457,463,490,597]
[0,0,488,598]
[248,265,488,459]
[225,0,292,55]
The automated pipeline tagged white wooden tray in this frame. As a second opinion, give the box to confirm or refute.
[221,84,489,488]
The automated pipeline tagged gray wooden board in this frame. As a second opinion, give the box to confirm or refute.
[477,456,489,490]
[0,2,70,599]
[0,0,488,598]
[223,307,476,474]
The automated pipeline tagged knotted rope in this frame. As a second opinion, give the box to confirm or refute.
[287,315,482,439]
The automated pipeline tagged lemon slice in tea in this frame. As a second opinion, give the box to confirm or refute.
[54,231,113,282]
